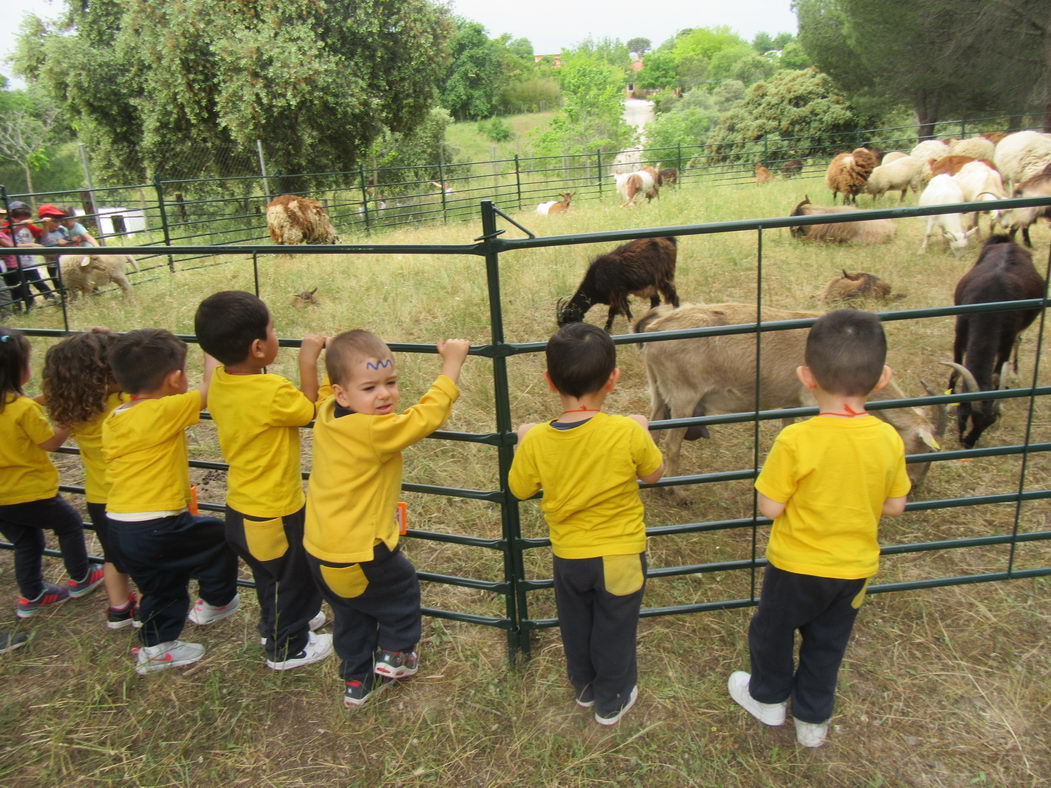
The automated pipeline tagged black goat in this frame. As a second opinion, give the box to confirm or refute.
[556,237,679,331]
[942,235,1045,448]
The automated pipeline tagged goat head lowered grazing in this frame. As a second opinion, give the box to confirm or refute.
[556,237,679,331]
[943,235,1045,448]
[633,303,946,498]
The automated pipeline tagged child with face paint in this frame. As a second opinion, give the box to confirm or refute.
[303,330,470,708]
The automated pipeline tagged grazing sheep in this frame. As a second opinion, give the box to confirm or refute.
[536,193,574,216]
[993,130,1051,188]
[818,271,902,304]
[556,237,679,331]
[779,159,803,178]
[754,164,774,185]
[910,139,952,191]
[949,136,996,161]
[952,160,1008,233]
[615,169,659,207]
[266,195,338,245]
[658,168,679,187]
[825,148,877,204]
[980,131,1009,145]
[944,236,1045,448]
[865,155,920,202]
[929,155,982,178]
[918,175,977,253]
[59,254,139,300]
[633,302,946,494]
[1005,163,1051,247]
[881,151,908,164]
[789,196,896,244]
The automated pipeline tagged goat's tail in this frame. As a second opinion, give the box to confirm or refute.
[633,308,664,334]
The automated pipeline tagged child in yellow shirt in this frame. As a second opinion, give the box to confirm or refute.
[0,327,104,618]
[305,330,469,708]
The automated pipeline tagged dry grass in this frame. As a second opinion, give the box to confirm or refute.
[2,177,1049,785]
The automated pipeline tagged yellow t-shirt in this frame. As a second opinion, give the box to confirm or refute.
[208,367,315,518]
[755,415,911,580]
[304,375,459,564]
[0,395,59,505]
[102,390,201,514]
[72,391,129,504]
[508,412,663,559]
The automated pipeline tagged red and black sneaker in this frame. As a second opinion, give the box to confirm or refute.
[106,592,141,630]
[16,583,70,618]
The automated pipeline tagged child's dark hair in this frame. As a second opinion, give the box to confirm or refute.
[326,330,391,386]
[194,291,270,366]
[0,327,32,411]
[108,329,187,394]
[43,329,119,426]
[805,309,887,396]
[545,322,616,398]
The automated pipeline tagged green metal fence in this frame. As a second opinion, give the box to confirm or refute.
[4,196,1051,660]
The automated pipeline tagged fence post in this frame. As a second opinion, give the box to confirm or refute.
[596,150,603,196]
[763,136,769,164]
[153,176,175,272]
[77,144,104,248]
[437,158,448,224]
[678,143,683,180]
[479,200,527,662]
[514,155,522,210]
[960,119,966,139]
[358,165,371,235]
[256,139,272,204]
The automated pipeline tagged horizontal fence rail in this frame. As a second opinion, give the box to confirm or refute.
[3,196,1050,660]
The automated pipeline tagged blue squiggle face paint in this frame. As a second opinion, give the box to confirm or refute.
[365,358,394,370]
[336,355,399,415]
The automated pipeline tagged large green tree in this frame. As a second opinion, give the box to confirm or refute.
[440,19,506,121]
[796,0,1050,135]
[17,0,452,184]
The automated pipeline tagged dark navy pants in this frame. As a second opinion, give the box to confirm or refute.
[87,502,127,574]
[112,512,239,646]
[0,495,89,599]
[748,564,868,723]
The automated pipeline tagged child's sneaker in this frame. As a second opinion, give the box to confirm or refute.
[187,594,240,625]
[594,685,638,726]
[0,632,30,654]
[16,583,70,618]
[794,718,829,748]
[728,671,787,726]
[374,649,418,679]
[134,640,205,674]
[343,675,388,708]
[575,684,595,708]
[66,563,106,598]
[106,593,141,630]
[266,632,334,671]
[259,609,326,646]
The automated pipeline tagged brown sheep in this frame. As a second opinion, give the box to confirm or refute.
[929,155,990,178]
[980,131,1009,145]
[818,271,903,304]
[779,159,804,178]
[266,195,338,245]
[754,164,774,185]
[825,148,877,204]
[59,254,139,300]
[789,197,896,244]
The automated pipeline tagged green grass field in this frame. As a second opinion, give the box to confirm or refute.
[2,176,1049,786]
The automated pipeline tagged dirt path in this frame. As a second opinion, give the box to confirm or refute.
[622,97,655,142]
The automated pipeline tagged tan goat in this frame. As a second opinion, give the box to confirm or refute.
[633,303,945,499]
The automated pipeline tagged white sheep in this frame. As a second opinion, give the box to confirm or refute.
[909,139,951,192]
[952,160,1007,233]
[918,174,977,253]
[949,136,996,162]
[993,130,1051,188]
[865,155,920,202]
[881,151,909,164]
[59,254,139,300]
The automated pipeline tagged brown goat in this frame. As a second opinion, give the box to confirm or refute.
[266,195,338,245]
[633,302,946,498]
[818,270,903,304]
[779,159,804,178]
[789,197,896,244]
[755,164,774,185]
[825,148,877,204]
[537,193,574,216]
[615,169,659,207]
[658,168,678,187]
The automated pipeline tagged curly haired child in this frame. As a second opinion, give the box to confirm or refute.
[43,329,138,629]
[0,327,104,618]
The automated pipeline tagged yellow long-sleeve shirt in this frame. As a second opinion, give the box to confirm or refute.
[304,375,459,564]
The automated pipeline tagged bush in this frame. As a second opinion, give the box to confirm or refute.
[477,118,514,143]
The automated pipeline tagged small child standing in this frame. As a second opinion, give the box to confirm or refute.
[304,330,470,708]
[728,309,910,748]
[103,329,240,673]
[509,323,664,726]
[58,207,99,248]
[0,327,105,617]
[195,291,331,670]
[42,329,137,628]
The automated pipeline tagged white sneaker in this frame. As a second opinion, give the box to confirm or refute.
[794,718,829,748]
[188,594,240,625]
[266,632,334,671]
[260,609,326,646]
[594,685,638,726]
[135,640,205,674]
[728,671,786,726]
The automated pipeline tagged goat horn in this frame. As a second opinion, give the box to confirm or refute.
[940,361,979,393]
[920,379,949,438]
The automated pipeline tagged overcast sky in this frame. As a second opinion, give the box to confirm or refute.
[3,0,799,85]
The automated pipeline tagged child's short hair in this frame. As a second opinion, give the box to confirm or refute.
[805,309,887,396]
[326,330,390,386]
[43,329,119,426]
[0,326,31,410]
[108,329,187,395]
[194,291,270,366]
[545,322,616,398]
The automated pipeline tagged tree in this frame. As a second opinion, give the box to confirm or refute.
[0,87,62,194]
[17,0,452,184]
[627,37,651,56]
[645,89,719,154]
[441,19,506,121]
[637,50,679,91]
[672,27,749,89]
